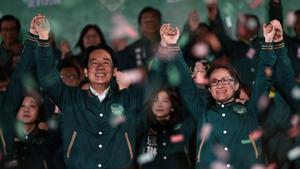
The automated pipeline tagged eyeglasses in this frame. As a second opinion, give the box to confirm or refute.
[210,77,235,87]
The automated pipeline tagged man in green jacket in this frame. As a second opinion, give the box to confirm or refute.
[34,14,149,169]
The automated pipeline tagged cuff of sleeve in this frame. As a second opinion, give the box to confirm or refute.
[38,39,51,47]
[26,32,38,42]
[261,42,273,50]
[273,40,285,49]
[158,45,180,58]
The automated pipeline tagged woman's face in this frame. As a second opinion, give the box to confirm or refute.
[209,68,239,103]
[83,28,101,49]
[152,91,173,121]
[17,96,39,124]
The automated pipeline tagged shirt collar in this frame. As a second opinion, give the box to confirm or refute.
[89,86,110,102]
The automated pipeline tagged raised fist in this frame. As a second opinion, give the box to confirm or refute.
[263,23,275,43]
[34,14,51,40]
[270,19,283,42]
[160,24,180,47]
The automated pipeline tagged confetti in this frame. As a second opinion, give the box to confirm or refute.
[249,129,263,141]
[250,164,265,169]
[249,0,263,8]
[137,152,154,165]
[110,115,126,127]
[264,67,273,77]
[15,121,25,140]
[47,119,59,130]
[200,123,213,140]
[192,42,210,59]
[286,11,296,27]
[291,86,300,100]
[287,146,300,161]
[246,17,258,30]
[170,134,185,143]
[210,161,228,169]
[257,94,270,112]
[291,114,300,127]
[246,48,256,59]
[213,144,230,161]
[225,16,233,28]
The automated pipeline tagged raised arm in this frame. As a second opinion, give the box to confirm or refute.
[247,21,278,116]
[0,15,40,163]
[271,20,300,112]
[153,24,206,121]
[34,15,74,109]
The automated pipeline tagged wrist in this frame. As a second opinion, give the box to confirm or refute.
[265,39,272,43]
[39,33,49,40]
[160,41,167,47]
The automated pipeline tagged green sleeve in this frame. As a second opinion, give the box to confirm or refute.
[247,42,277,116]
[268,0,283,24]
[273,41,300,112]
[35,39,74,110]
[2,32,38,115]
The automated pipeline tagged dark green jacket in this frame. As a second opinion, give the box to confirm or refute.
[11,127,64,169]
[0,33,36,167]
[137,115,195,169]
[117,36,160,71]
[35,39,147,169]
[155,42,277,169]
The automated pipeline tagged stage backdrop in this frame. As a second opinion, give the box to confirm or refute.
[0,0,299,52]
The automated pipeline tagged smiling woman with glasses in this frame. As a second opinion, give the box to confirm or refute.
[155,21,284,169]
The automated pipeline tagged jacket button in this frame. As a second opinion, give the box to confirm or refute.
[98,144,102,148]
[99,113,103,117]
[98,131,102,135]
[98,164,102,168]
[223,130,227,134]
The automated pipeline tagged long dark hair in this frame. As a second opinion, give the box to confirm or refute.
[75,24,106,52]
[145,87,184,127]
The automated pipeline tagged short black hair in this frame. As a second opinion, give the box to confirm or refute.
[75,24,106,52]
[58,60,81,78]
[138,6,162,25]
[207,63,242,98]
[83,43,118,69]
[0,15,21,31]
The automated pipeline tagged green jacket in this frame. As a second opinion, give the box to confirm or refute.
[137,115,195,169]
[155,42,277,169]
[0,33,36,166]
[35,39,148,169]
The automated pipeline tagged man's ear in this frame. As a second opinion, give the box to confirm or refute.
[113,68,118,77]
[234,82,240,92]
[84,68,88,78]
